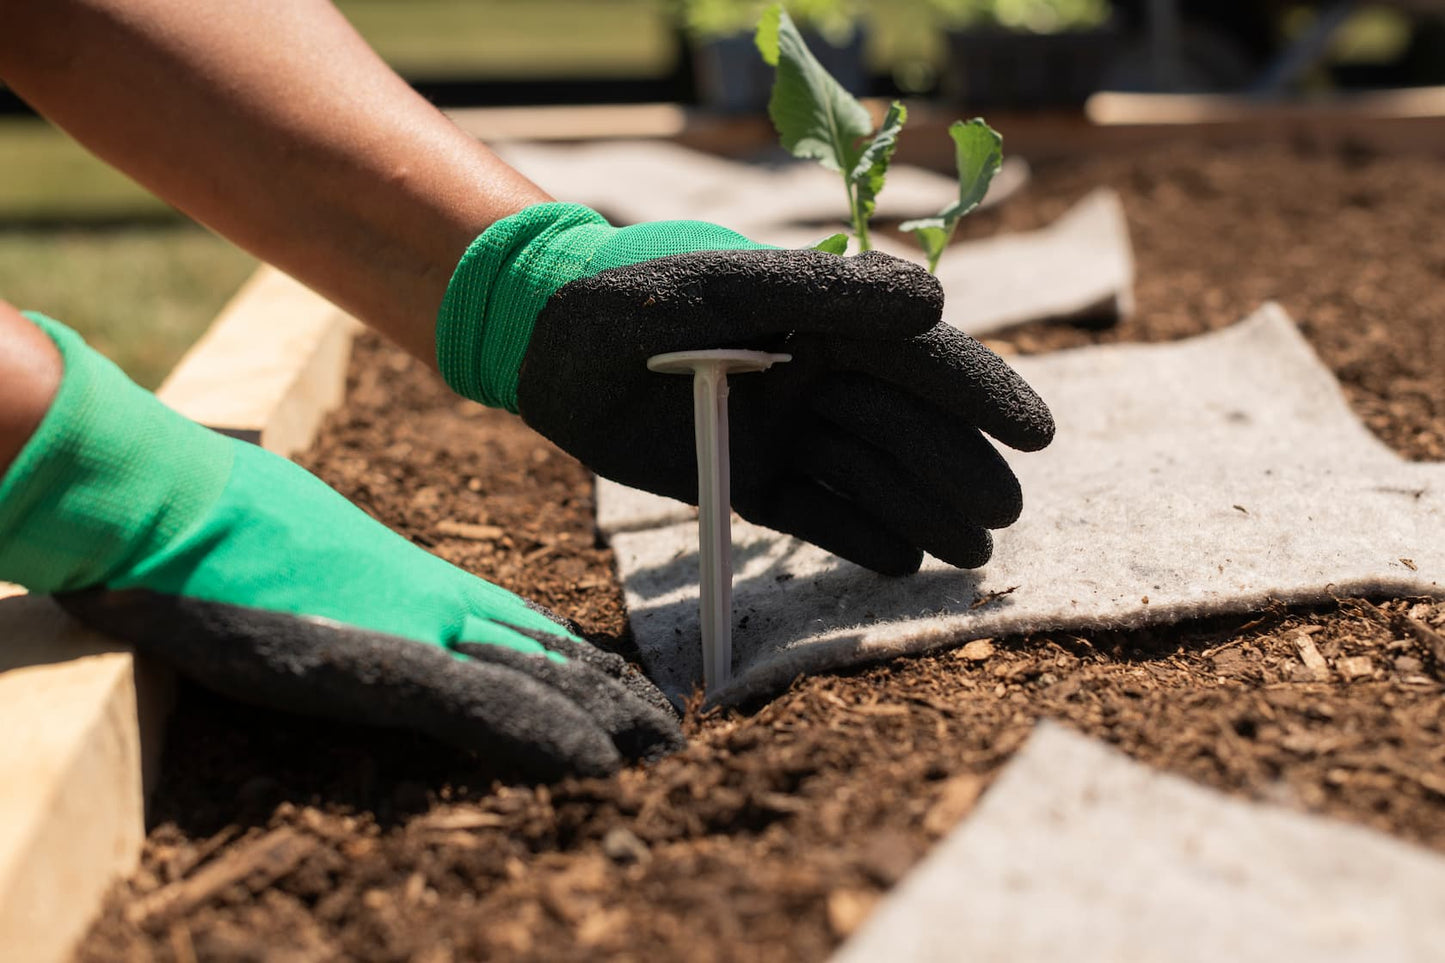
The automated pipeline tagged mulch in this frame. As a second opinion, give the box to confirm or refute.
[79,139,1445,962]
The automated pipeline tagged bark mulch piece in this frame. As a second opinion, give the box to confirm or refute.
[81,140,1445,962]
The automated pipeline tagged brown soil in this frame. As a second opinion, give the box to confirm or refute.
[82,141,1445,962]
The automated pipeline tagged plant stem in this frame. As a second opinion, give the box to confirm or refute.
[846,179,871,252]
[927,223,957,273]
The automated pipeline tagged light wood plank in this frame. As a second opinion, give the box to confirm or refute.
[0,598,153,963]
[155,265,357,457]
[1087,86,1445,126]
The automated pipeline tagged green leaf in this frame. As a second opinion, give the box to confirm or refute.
[897,218,950,273]
[902,118,1003,272]
[754,3,782,65]
[809,232,850,255]
[756,4,873,174]
[937,118,1003,223]
[849,100,907,229]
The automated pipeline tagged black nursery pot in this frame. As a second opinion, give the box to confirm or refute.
[940,24,1121,109]
[690,28,869,113]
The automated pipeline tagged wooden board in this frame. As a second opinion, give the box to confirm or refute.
[155,266,358,458]
[0,265,356,962]
[451,95,1445,168]
[0,598,167,963]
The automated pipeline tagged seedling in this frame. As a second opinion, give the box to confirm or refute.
[899,120,1004,271]
[755,4,1002,269]
[648,349,791,694]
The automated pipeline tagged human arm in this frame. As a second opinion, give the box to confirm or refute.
[0,0,546,364]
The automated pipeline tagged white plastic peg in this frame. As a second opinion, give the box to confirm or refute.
[647,349,791,694]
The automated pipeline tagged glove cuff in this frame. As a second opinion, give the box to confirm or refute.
[436,202,613,412]
[0,313,233,593]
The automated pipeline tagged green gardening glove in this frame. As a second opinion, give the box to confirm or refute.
[0,315,681,778]
[438,203,1053,576]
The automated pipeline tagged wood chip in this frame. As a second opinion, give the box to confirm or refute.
[125,827,315,926]
[1291,629,1331,682]
[162,825,242,885]
[850,702,911,717]
[827,888,880,938]
[923,773,986,836]
[1404,617,1445,677]
[1374,754,1445,798]
[434,520,504,541]
[574,577,611,590]
[857,830,918,887]
[970,586,1019,610]
[416,810,507,832]
[755,791,809,814]
[521,543,559,565]
[957,639,996,662]
[167,924,198,963]
[1415,770,1445,798]
[1336,655,1374,681]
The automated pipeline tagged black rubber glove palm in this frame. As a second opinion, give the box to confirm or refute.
[519,248,1053,576]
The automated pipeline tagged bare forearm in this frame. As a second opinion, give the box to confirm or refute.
[0,302,62,475]
[0,0,550,364]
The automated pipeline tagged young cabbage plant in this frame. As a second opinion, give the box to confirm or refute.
[754,3,1003,270]
[754,4,904,253]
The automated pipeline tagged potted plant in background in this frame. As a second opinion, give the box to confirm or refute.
[672,0,868,111]
[928,0,1120,108]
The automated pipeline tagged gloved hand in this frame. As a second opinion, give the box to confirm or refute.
[437,203,1053,575]
[1,315,681,779]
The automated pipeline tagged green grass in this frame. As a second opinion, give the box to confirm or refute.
[0,227,256,388]
[0,119,172,223]
[332,0,946,81]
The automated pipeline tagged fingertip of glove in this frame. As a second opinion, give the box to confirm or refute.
[461,640,685,765]
[1003,400,1056,452]
[738,482,925,577]
[931,528,994,570]
[873,549,926,577]
[825,534,924,577]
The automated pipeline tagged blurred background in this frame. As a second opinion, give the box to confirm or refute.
[3,0,1442,384]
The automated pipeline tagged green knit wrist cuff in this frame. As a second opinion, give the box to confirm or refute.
[0,313,233,593]
[435,202,611,412]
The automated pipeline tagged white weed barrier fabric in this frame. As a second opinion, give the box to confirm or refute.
[932,187,1134,332]
[716,187,1132,339]
[832,721,1445,963]
[607,305,1444,705]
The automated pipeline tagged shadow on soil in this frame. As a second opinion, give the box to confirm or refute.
[148,681,537,837]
